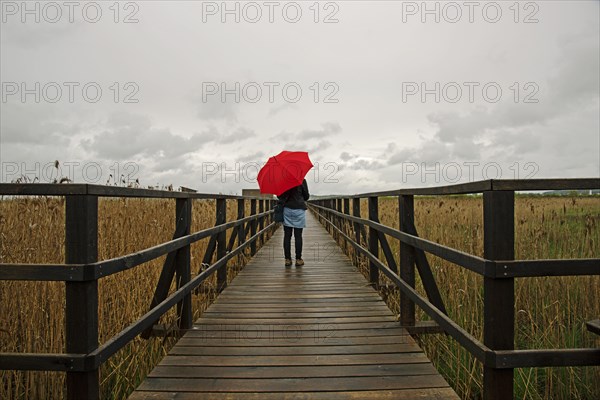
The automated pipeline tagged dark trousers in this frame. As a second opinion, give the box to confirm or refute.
[283,226,303,259]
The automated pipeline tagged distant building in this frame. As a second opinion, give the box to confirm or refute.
[242,189,274,199]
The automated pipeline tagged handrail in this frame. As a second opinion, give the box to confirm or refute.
[313,178,599,199]
[308,177,600,400]
[0,210,273,281]
[0,186,278,400]
[0,221,276,372]
[0,182,272,200]
[310,203,600,278]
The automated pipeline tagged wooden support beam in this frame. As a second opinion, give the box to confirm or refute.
[65,195,99,400]
[483,190,515,400]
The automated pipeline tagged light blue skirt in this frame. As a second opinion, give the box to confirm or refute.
[283,208,306,228]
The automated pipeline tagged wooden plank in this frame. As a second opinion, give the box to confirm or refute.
[137,375,452,392]
[216,293,382,299]
[129,211,458,399]
[129,388,460,400]
[193,321,406,330]
[193,316,398,324]
[168,343,422,356]
[159,352,431,367]
[208,300,390,307]
[201,311,393,318]
[206,305,392,312]
[185,327,414,339]
[148,363,438,378]
[176,335,413,347]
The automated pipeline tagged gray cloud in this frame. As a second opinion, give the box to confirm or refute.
[81,112,215,159]
[382,25,600,172]
[1,2,597,194]
[268,102,297,116]
[217,127,256,144]
[269,122,342,144]
[296,122,342,140]
[238,150,265,163]
[340,151,358,161]
[192,90,239,123]
[349,159,385,171]
[1,103,77,145]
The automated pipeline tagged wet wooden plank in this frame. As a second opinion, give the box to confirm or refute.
[136,375,452,392]
[148,363,439,378]
[129,387,460,400]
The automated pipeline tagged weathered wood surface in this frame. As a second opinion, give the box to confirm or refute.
[129,212,459,399]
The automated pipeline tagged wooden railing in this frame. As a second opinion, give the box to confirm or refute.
[0,183,277,400]
[308,178,600,400]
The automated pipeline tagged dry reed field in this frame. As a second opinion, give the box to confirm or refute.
[328,195,598,400]
[0,196,273,400]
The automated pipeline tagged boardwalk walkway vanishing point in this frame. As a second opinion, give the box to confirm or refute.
[129,211,459,399]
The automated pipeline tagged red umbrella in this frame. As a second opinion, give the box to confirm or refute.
[257,151,313,196]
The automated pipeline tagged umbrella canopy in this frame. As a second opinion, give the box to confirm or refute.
[257,151,313,196]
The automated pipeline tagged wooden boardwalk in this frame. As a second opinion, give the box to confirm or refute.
[129,211,459,400]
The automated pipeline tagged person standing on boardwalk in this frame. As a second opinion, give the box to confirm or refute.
[277,179,310,267]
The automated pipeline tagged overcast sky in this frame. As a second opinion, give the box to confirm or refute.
[1,0,598,195]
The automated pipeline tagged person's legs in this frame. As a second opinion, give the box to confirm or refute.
[294,227,303,262]
[283,226,293,262]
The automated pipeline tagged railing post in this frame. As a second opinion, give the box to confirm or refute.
[250,199,257,256]
[352,198,361,265]
[336,198,342,223]
[483,190,515,400]
[352,197,361,242]
[259,199,265,245]
[216,198,227,292]
[237,199,245,264]
[319,200,324,223]
[343,198,350,253]
[175,197,192,330]
[270,198,275,236]
[399,195,416,326]
[336,198,343,245]
[368,196,379,287]
[65,194,99,400]
[331,199,337,240]
[325,200,331,233]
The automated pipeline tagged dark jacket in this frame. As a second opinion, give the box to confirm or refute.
[278,179,309,210]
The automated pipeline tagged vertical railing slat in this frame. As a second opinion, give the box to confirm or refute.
[250,199,257,256]
[175,198,192,330]
[368,196,379,287]
[399,195,416,326]
[259,199,265,246]
[237,199,245,264]
[216,198,227,292]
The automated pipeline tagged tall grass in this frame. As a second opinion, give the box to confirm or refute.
[0,196,272,400]
[332,196,599,400]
